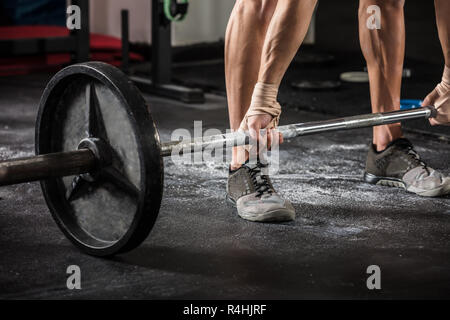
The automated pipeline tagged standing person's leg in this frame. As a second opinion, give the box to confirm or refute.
[422,0,450,125]
[358,0,405,152]
[225,0,278,169]
[434,0,450,67]
[240,0,318,145]
[360,0,450,196]
[258,0,318,85]
[226,0,317,169]
[225,0,318,222]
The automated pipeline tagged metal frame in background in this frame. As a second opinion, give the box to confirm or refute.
[0,0,90,63]
[127,0,205,104]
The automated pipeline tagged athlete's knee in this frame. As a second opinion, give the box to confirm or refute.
[383,0,405,10]
[235,0,277,26]
[359,0,404,12]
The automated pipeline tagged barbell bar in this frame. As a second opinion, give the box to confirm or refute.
[0,62,437,256]
[160,106,436,156]
[0,105,436,185]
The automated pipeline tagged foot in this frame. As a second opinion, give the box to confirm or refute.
[226,161,295,222]
[364,138,450,197]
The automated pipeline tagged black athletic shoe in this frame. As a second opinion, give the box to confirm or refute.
[364,138,450,197]
[227,161,295,222]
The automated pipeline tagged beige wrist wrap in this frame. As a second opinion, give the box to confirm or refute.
[432,65,450,113]
[435,66,450,98]
[239,82,282,131]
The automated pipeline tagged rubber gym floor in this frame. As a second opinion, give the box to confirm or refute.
[0,50,449,299]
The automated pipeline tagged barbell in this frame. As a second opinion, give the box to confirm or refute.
[0,62,437,256]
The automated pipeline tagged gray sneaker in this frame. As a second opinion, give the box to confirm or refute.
[226,161,295,222]
[364,138,450,197]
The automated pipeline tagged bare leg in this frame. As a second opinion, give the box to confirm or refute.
[226,0,318,169]
[358,0,405,151]
[258,0,318,84]
[435,0,450,67]
[225,0,278,169]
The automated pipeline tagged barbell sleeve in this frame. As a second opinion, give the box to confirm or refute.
[161,106,436,157]
[0,149,96,187]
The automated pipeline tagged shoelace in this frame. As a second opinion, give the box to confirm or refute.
[246,162,273,197]
[404,145,429,174]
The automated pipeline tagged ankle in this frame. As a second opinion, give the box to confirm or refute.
[374,138,402,152]
[230,163,242,171]
[373,124,403,152]
[231,146,248,171]
[373,142,390,152]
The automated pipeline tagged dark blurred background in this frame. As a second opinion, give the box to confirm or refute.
[0,0,447,137]
[316,0,443,65]
[0,0,444,64]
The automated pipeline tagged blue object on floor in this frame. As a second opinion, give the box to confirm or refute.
[2,0,65,25]
[400,99,423,110]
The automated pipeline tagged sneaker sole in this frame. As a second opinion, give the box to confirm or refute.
[237,208,296,222]
[364,172,450,197]
[226,195,295,222]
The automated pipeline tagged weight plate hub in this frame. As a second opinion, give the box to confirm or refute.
[36,62,164,256]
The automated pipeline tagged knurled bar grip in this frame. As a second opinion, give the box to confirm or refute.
[160,106,436,157]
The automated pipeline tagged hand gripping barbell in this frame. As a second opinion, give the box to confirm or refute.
[0,62,437,256]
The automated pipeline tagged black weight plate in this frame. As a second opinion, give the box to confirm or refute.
[36,62,163,256]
